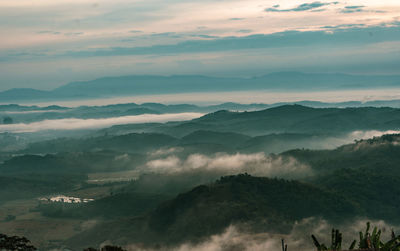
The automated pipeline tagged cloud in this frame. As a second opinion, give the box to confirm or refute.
[0,113,203,133]
[147,156,182,170]
[11,24,398,61]
[229,18,244,21]
[189,34,219,39]
[144,153,312,179]
[339,5,385,14]
[340,5,365,13]
[0,0,399,91]
[349,130,400,140]
[37,30,61,35]
[150,147,184,157]
[150,32,181,38]
[64,32,84,36]
[345,5,365,9]
[265,1,338,12]
[322,23,366,29]
[237,29,253,34]
[36,30,83,36]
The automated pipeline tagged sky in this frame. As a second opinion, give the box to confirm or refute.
[0,0,400,91]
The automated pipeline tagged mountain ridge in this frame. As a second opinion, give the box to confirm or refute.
[1,72,400,102]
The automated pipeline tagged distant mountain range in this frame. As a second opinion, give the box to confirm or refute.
[3,100,400,125]
[99,105,400,137]
[1,72,400,102]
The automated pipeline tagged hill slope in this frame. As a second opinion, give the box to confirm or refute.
[66,174,358,249]
[149,105,400,136]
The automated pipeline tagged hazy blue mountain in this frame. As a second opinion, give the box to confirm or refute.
[0,88,50,102]
[4,100,400,126]
[1,72,400,102]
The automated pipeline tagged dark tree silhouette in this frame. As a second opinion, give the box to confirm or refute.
[2,116,13,124]
[83,246,126,251]
[0,233,37,250]
[101,246,126,251]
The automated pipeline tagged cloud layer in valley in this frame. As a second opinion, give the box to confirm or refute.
[22,88,400,107]
[349,130,400,140]
[144,153,312,179]
[0,113,203,133]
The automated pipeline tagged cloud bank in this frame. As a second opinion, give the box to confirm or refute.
[0,113,203,133]
[265,1,338,12]
[144,153,312,179]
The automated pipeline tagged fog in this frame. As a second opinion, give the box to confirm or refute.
[349,130,400,140]
[22,89,400,107]
[126,218,400,251]
[174,219,399,251]
[144,153,312,179]
[0,113,203,133]
[285,130,400,152]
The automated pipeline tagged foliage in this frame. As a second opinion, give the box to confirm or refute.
[0,233,36,251]
[2,116,13,124]
[83,245,126,251]
[312,228,353,251]
[148,174,358,243]
[281,239,288,251]
[311,222,400,251]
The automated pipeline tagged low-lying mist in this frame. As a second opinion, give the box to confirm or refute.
[143,152,312,179]
[0,113,203,133]
[349,130,400,141]
[126,218,399,251]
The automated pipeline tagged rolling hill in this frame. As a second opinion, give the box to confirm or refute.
[66,174,359,249]
[135,105,400,136]
[64,134,400,248]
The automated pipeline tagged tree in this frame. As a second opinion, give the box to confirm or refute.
[3,116,13,124]
[83,246,126,251]
[0,233,37,250]
[311,222,400,251]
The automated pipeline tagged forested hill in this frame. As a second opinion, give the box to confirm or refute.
[145,105,400,136]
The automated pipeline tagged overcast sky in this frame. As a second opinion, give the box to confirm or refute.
[0,0,399,91]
